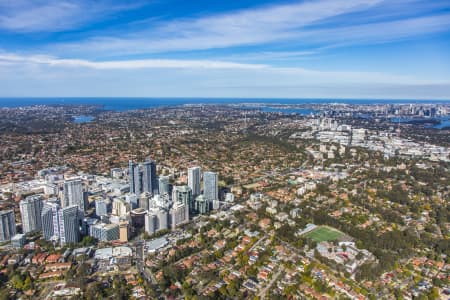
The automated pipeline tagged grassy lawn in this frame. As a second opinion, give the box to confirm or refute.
[304,226,344,243]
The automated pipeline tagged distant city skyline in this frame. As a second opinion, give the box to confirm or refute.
[0,0,449,99]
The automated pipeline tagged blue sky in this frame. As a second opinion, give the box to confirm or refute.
[0,0,450,99]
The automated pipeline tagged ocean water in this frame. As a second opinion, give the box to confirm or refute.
[391,116,450,129]
[434,118,450,129]
[0,97,449,111]
[73,115,95,123]
[259,106,317,115]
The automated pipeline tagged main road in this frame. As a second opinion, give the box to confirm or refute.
[134,240,162,297]
[257,267,284,299]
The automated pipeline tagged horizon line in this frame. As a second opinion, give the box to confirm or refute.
[0,97,449,101]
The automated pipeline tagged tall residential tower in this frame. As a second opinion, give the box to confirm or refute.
[63,178,85,212]
[204,171,219,210]
[143,159,158,195]
[188,166,201,197]
[0,210,16,242]
[58,205,80,245]
[41,201,61,241]
[20,194,44,234]
[129,158,158,195]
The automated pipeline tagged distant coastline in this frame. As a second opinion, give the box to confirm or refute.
[1,97,449,111]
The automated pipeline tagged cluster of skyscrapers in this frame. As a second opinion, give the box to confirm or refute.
[0,158,221,247]
[0,178,85,245]
[132,162,220,236]
[41,201,80,245]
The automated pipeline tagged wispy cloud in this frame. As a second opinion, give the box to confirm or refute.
[0,0,143,32]
[56,0,384,55]
[216,51,321,63]
[1,52,448,86]
[0,0,449,99]
[52,0,450,57]
[1,51,449,99]
[297,13,450,46]
[0,53,266,70]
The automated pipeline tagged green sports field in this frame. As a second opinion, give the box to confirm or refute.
[304,226,344,242]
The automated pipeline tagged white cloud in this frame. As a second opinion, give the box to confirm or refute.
[52,0,450,56]
[1,1,449,99]
[2,0,450,58]
[56,0,384,55]
[0,0,143,32]
[296,13,450,46]
[1,52,448,87]
[0,53,267,69]
[1,52,449,99]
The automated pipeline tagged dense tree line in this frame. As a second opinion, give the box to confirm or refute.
[313,210,421,278]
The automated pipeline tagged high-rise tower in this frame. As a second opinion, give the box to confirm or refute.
[58,205,80,245]
[0,210,16,242]
[188,166,201,197]
[20,194,44,234]
[204,171,219,210]
[63,179,85,212]
[143,159,158,195]
[41,201,61,241]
